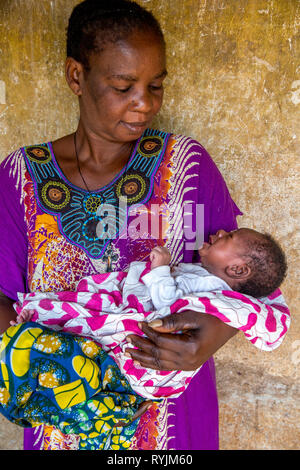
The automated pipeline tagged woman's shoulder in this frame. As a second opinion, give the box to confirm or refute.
[168,131,205,147]
[0,142,51,180]
[156,129,216,174]
[0,146,24,168]
[158,129,213,162]
[0,147,27,206]
[0,142,42,194]
[0,147,26,187]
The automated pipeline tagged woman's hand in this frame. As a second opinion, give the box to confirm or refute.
[125,311,238,371]
[0,291,17,335]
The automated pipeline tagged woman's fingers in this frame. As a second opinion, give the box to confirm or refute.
[127,320,192,355]
[147,311,202,333]
[125,312,239,371]
[125,329,183,369]
[125,311,238,371]
[126,330,182,369]
[125,343,180,370]
[125,316,199,370]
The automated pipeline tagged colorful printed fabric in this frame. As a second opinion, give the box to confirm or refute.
[14,266,290,401]
[0,129,290,450]
[0,322,145,450]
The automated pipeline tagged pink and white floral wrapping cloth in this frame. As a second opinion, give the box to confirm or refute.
[14,261,290,400]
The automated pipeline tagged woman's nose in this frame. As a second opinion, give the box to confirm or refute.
[131,89,152,113]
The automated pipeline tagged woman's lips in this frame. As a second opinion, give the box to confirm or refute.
[122,121,148,133]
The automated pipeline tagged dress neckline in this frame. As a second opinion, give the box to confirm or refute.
[47,136,142,194]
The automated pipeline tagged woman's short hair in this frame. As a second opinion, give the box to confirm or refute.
[67,0,165,70]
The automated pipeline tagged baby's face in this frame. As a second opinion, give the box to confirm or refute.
[198,228,259,275]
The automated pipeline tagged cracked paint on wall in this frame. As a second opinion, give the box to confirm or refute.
[0,0,299,450]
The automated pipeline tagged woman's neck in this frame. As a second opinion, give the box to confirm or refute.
[74,122,135,167]
[51,125,137,191]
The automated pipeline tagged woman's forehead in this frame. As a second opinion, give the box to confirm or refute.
[88,32,166,76]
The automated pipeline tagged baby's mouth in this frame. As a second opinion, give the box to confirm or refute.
[199,241,210,251]
[200,235,215,250]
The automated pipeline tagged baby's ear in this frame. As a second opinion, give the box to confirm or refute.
[225,263,251,280]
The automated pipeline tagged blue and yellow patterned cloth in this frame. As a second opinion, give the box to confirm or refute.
[0,322,144,450]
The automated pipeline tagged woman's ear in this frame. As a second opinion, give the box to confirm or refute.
[65,57,83,97]
[225,263,252,280]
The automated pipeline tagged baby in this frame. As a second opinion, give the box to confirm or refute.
[11,227,287,401]
[147,227,287,309]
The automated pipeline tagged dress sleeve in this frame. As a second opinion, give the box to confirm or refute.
[0,150,28,300]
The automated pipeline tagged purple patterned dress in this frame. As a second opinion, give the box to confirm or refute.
[0,129,288,450]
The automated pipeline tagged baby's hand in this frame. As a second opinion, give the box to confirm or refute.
[150,246,171,269]
[10,309,35,326]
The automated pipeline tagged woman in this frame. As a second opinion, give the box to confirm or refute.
[0,0,289,450]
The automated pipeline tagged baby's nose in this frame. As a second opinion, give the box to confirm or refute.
[216,229,228,238]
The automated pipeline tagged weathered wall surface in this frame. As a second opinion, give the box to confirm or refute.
[0,0,299,450]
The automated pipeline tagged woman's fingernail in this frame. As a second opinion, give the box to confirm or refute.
[148,319,163,328]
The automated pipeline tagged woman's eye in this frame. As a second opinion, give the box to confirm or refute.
[150,84,163,91]
[114,87,131,93]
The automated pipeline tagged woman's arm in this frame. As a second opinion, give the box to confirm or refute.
[125,288,290,369]
[126,311,238,371]
[0,291,17,335]
[0,151,28,332]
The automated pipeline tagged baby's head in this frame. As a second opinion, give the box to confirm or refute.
[199,228,287,298]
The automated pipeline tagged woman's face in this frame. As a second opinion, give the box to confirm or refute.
[70,30,167,143]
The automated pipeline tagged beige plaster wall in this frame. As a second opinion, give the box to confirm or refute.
[0,0,299,450]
